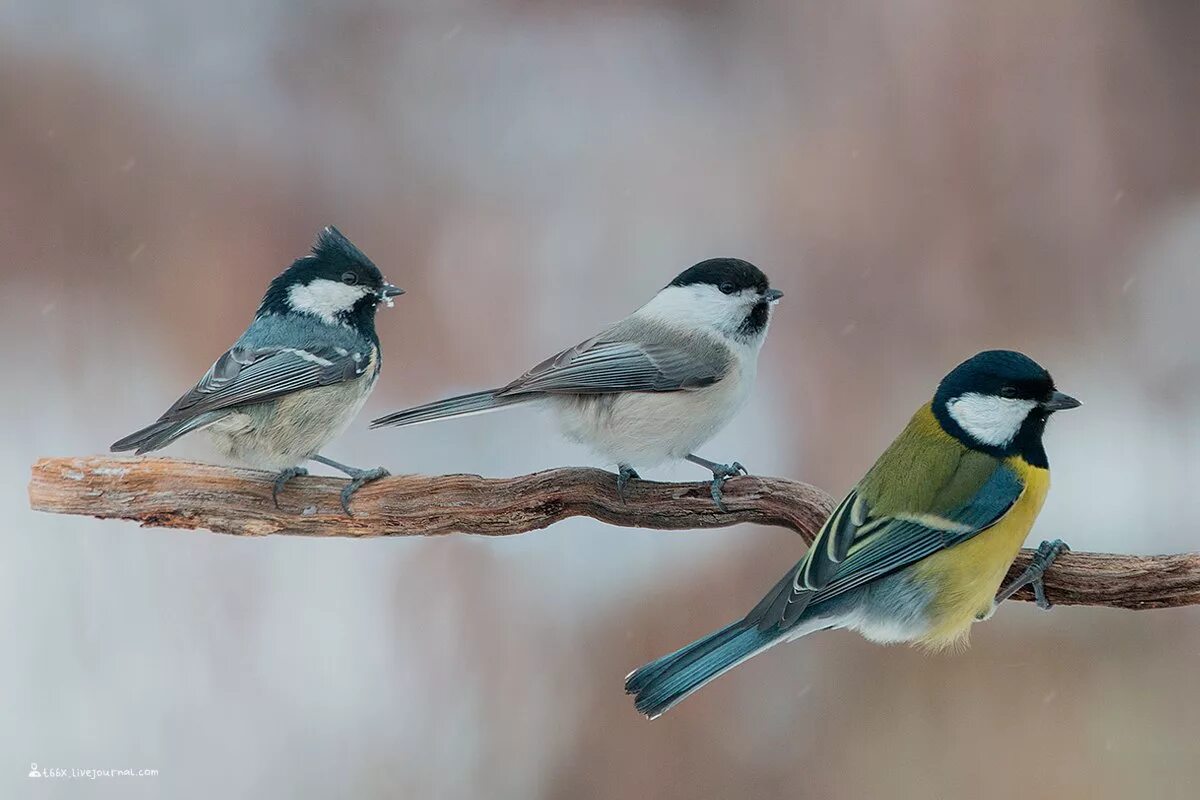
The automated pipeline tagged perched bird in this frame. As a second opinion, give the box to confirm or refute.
[371,259,783,507]
[111,226,404,513]
[625,350,1080,717]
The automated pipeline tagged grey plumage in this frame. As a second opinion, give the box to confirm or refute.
[503,317,731,394]
[371,316,733,429]
[369,388,534,428]
[112,315,377,459]
[110,413,223,455]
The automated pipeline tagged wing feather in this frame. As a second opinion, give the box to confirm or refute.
[748,458,1024,631]
[498,324,729,396]
[158,343,368,422]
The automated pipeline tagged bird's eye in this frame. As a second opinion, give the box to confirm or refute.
[341,271,359,286]
[999,386,1019,399]
[719,282,736,295]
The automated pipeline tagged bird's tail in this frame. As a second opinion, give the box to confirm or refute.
[110,415,213,454]
[370,389,538,429]
[625,613,835,718]
[624,620,782,718]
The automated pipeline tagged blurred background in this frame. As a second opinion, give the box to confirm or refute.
[4,1,1200,797]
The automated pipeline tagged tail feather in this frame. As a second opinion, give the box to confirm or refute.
[112,417,196,453]
[110,414,215,454]
[370,389,537,429]
[624,621,780,718]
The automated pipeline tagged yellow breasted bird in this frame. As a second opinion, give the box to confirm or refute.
[625,350,1080,718]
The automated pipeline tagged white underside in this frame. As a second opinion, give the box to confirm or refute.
[772,604,928,646]
[834,605,931,645]
[206,373,376,470]
[549,352,757,468]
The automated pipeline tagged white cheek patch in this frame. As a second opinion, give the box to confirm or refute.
[640,284,761,338]
[946,392,1037,447]
[287,279,368,324]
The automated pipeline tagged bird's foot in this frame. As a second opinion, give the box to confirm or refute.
[272,466,309,508]
[706,461,748,511]
[338,466,390,516]
[997,539,1070,609]
[685,454,749,511]
[616,465,640,504]
[309,454,391,515]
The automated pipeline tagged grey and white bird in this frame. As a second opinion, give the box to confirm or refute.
[371,259,782,507]
[111,226,404,513]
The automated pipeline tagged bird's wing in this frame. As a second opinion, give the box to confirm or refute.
[155,342,370,422]
[498,323,730,396]
[747,448,1024,630]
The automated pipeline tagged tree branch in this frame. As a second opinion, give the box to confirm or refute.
[28,456,1200,610]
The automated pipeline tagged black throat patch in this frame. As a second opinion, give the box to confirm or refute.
[737,299,771,339]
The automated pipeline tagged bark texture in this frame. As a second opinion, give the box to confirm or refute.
[28,456,1200,610]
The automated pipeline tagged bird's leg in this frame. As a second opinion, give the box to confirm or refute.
[271,466,309,508]
[310,455,390,515]
[996,539,1070,609]
[685,454,749,511]
[616,465,640,504]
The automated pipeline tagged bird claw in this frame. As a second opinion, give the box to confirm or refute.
[339,466,390,515]
[707,462,748,512]
[616,466,640,504]
[1029,539,1069,609]
[998,539,1069,609]
[272,466,309,508]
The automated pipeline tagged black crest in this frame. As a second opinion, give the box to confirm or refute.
[669,258,770,294]
[311,225,377,271]
[256,226,386,333]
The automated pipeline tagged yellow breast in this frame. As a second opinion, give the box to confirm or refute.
[912,457,1050,650]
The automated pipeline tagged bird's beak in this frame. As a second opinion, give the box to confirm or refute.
[764,288,784,303]
[1041,391,1081,412]
[378,283,405,307]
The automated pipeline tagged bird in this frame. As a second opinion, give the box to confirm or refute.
[371,258,783,508]
[111,226,404,514]
[625,349,1080,718]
